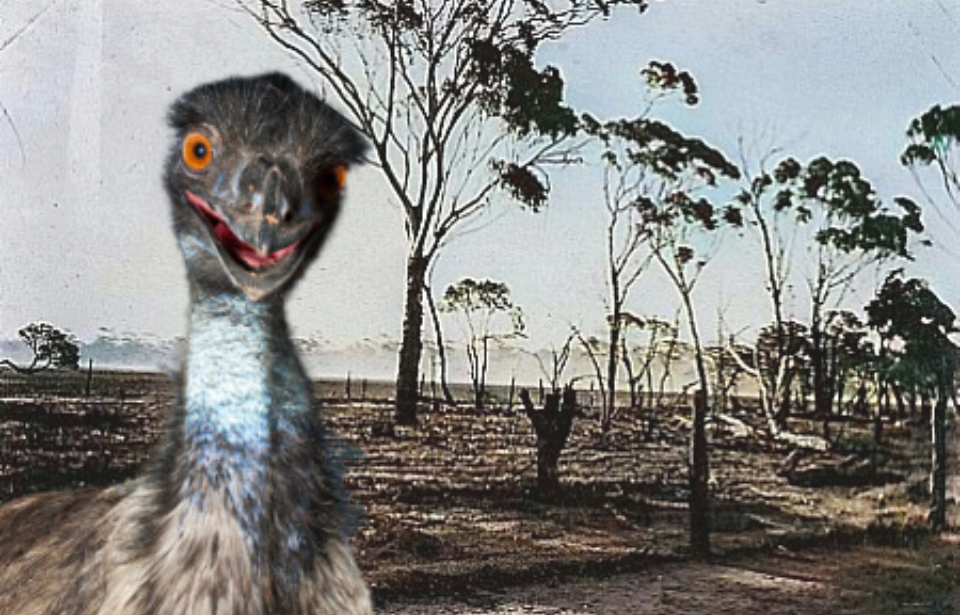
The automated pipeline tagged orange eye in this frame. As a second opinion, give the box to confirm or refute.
[182,132,213,171]
[318,164,347,199]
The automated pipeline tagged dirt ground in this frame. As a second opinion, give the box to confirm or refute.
[1,371,956,611]
[383,535,960,614]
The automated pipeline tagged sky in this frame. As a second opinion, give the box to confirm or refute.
[1,0,959,380]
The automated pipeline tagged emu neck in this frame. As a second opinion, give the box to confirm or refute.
[180,293,312,555]
[185,293,309,444]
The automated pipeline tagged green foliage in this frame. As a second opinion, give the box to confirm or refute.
[866,270,955,345]
[588,116,740,183]
[586,62,741,270]
[491,161,548,211]
[825,310,875,374]
[901,103,960,209]
[736,156,924,259]
[901,104,960,166]
[641,60,699,105]
[302,0,647,140]
[866,270,956,392]
[472,43,579,139]
[441,278,525,338]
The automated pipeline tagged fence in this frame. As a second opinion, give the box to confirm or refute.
[0,369,173,400]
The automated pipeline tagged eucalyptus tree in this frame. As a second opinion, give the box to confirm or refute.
[440,278,524,409]
[586,61,699,433]
[617,311,676,413]
[902,104,960,209]
[585,68,741,556]
[242,0,651,423]
[732,152,804,428]
[739,157,924,418]
[865,271,956,530]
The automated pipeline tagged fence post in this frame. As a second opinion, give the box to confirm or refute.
[690,389,711,557]
[85,359,94,397]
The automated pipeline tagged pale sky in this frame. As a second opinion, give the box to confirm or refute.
[1,0,959,378]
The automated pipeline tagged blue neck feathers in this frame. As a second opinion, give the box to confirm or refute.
[180,293,313,559]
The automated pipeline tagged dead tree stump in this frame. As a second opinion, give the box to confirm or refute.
[519,386,578,500]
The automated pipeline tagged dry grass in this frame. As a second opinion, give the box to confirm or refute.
[0,370,939,605]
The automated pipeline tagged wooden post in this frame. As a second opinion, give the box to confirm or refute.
[930,368,949,532]
[346,371,352,401]
[690,389,711,557]
[361,379,367,401]
[85,358,94,397]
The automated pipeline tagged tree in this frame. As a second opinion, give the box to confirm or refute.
[0,322,80,374]
[586,68,741,556]
[440,278,524,409]
[902,104,960,209]
[747,157,924,419]
[242,0,651,423]
[589,61,697,434]
[617,312,676,416]
[733,148,808,429]
[865,271,956,531]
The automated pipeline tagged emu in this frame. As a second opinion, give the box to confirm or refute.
[0,73,372,615]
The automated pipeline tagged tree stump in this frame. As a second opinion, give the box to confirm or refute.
[519,386,577,501]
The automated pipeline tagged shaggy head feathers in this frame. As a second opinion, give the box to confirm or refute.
[167,73,367,171]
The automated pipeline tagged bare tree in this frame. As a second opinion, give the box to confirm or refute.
[241,0,651,423]
[529,327,577,394]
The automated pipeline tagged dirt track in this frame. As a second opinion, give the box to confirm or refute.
[382,536,960,615]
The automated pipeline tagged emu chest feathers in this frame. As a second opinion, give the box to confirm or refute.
[0,299,371,615]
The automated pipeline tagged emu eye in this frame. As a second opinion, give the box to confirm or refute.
[183,132,213,171]
[318,165,347,199]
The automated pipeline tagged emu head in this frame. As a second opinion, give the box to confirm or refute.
[165,73,367,302]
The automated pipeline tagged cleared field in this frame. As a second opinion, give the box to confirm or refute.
[0,370,936,603]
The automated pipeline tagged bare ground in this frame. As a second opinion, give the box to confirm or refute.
[0,371,955,612]
[383,536,960,614]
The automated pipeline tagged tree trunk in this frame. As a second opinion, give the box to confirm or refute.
[930,372,949,532]
[811,331,832,417]
[520,387,577,502]
[680,287,711,559]
[690,388,710,558]
[395,254,427,424]
[425,284,456,405]
[773,368,795,427]
[604,307,622,434]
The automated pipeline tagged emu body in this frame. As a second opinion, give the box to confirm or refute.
[0,74,371,614]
